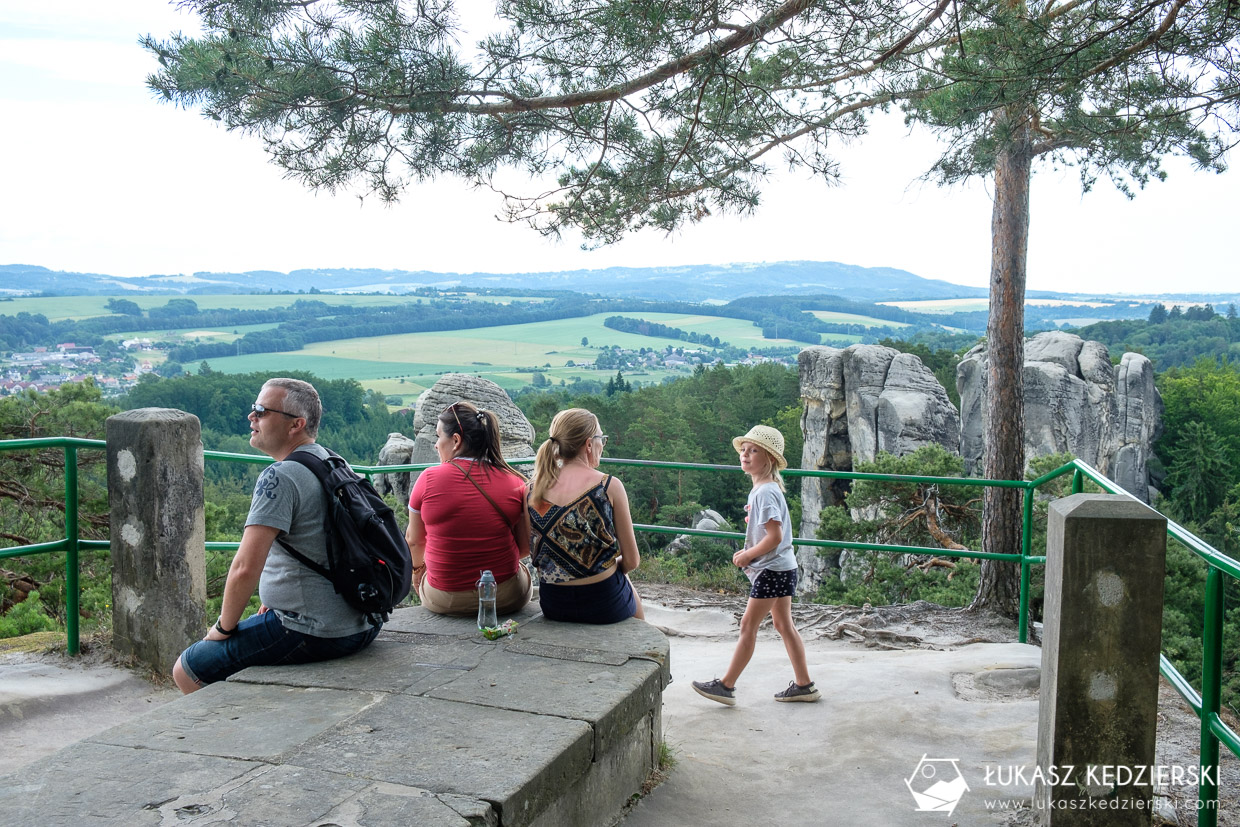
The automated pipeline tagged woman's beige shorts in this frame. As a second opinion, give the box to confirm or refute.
[417,564,533,617]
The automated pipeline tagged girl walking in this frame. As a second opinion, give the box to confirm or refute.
[692,425,819,705]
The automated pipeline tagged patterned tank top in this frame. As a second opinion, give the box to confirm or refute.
[528,476,620,584]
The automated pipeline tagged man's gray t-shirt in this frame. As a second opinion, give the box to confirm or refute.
[248,443,372,637]
[744,482,797,573]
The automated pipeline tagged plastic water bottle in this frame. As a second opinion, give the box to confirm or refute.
[477,570,498,631]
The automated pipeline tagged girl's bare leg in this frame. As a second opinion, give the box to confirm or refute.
[723,596,776,687]
[770,596,812,686]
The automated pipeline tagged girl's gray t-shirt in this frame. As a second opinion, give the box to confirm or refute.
[744,482,797,573]
[248,443,372,638]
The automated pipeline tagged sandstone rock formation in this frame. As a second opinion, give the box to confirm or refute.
[375,374,536,501]
[411,374,536,462]
[800,344,961,469]
[1112,352,1165,502]
[797,332,1163,595]
[374,431,417,505]
[663,509,735,556]
[798,345,960,591]
[957,331,1162,501]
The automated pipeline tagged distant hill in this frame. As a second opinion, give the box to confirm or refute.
[0,261,989,303]
[4,261,1236,307]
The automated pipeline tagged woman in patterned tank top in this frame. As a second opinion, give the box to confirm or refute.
[527,408,644,624]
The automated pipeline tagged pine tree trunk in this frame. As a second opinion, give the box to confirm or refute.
[971,106,1032,616]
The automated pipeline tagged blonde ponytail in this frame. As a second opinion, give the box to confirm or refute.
[530,408,599,503]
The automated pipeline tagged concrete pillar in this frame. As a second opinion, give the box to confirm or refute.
[105,408,206,672]
[1036,493,1166,825]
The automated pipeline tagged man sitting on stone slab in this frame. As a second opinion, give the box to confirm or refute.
[172,377,383,693]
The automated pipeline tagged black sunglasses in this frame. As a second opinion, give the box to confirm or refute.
[251,403,299,419]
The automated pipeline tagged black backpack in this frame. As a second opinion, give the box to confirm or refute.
[277,447,413,626]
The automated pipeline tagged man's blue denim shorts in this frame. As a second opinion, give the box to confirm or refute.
[179,609,380,687]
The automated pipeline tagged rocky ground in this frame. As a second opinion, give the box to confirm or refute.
[641,585,1238,826]
[0,631,179,775]
[640,584,1021,649]
[1153,680,1240,827]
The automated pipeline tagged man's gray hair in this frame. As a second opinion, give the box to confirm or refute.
[263,378,322,438]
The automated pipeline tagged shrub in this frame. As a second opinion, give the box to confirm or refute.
[0,591,60,637]
[812,554,981,607]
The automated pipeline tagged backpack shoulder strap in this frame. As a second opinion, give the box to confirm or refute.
[279,446,346,482]
[272,447,338,580]
[451,460,514,528]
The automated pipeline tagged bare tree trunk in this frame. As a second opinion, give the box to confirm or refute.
[971,105,1032,616]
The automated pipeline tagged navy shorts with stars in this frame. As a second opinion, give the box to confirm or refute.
[749,567,798,599]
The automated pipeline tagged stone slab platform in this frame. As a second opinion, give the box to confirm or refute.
[0,604,670,827]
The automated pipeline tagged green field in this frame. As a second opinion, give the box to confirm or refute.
[302,312,816,357]
[808,310,910,328]
[443,293,553,304]
[192,312,816,402]
[197,354,678,403]
[880,298,1119,316]
[10,296,834,402]
[1052,317,1107,327]
[103,322,283,343]
[879,299,991,314]
[3,292,545,321]
[10,294,858,349]
[585,312,860,346]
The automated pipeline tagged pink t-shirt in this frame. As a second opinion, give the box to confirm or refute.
[409,460,526,592]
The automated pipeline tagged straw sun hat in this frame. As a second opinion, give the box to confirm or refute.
[732,425,787,471]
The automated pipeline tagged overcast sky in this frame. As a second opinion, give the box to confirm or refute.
[1,2,1235,296]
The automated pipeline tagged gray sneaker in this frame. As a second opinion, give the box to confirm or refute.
[692,678,736,706]
[774,680,821,703]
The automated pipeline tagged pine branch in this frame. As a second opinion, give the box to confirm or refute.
[1080,0,1192,81]
[398,0,822,115]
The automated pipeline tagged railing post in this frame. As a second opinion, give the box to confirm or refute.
[1018,485,1033,644]
[1071,469,1083,494]
[1036,494,1167,824]
[105,409,206,674]
[63,444,80,656]
[1198,566,1223,827]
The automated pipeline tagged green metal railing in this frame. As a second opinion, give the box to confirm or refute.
[1057,459,1237,826]
[0,437,108,656]
[0,439,1234,821]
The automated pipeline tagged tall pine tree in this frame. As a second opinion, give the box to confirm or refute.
[146,0,1239,612]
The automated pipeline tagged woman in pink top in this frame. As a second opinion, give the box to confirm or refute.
[406,401,532,615]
